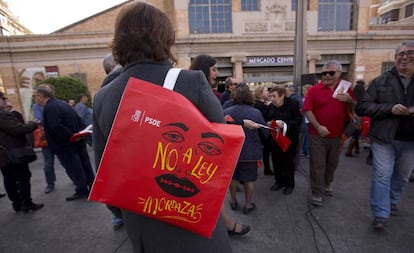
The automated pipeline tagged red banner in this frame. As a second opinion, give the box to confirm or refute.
[89,77,245,238]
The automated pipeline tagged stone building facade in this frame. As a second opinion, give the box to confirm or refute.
[0,0,413,119]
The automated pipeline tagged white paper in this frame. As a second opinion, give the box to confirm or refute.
[79,124,93,134]
[333,80,352,98]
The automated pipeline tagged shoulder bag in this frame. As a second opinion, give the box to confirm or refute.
[0,144,37,167]
[89,68,245,238]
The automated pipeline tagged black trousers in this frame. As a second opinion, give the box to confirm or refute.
[1,163,32,208]
[270,138,298,188]
[262,141,272,172]
[56,143,95,195]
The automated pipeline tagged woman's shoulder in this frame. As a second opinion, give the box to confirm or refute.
[177,69,204,80]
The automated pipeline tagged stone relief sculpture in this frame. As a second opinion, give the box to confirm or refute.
[264,1,286,32]
[242,0,290,34]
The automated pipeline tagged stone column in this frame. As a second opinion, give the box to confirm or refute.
[307,51,322,74]
[231,55,247,82]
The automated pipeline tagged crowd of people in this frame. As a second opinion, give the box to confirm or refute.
[0,1,413,251]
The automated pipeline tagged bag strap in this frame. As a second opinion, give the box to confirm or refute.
[163,68,181,90]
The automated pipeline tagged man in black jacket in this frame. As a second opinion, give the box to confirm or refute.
[0,92,43,213]
[357,40,414,230]
[33,85,95,201]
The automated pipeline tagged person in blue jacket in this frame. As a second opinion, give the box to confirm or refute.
[224,83,268,214]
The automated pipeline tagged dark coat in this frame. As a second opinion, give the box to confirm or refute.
[254,99,269,118]
[42,98,86,154]
[357,66,414,143]
[10,110,24,123]
[101,65,123,88]
[0,110,37,167]
[266,97,303,144]
[288,93,307,133]
[224,104,268,161]
[220,89,231,105]
[92,60,232,253]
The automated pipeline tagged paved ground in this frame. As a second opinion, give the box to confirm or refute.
[0,142,413,253]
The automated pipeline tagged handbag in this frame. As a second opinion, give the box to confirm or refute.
[89,69,245,238]
[33,125,48,147]
[0,145,37,166]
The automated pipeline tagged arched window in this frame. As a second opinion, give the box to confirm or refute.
[189,0,232,34]
[318,0,354,31]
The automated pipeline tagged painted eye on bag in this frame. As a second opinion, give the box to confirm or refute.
[198,142,221,156]
[162,131,185,143]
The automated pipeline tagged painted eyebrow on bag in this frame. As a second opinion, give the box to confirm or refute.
[165,122,189,132]
[201,132,224,144]
[165,122,223,143]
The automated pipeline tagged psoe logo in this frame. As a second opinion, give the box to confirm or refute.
[131,110,142,122]
[131,110,161,127]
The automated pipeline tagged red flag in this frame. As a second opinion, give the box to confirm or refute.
[270,120,291,152]
[224,114,235,123]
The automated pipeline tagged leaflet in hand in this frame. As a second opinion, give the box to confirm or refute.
[333,80,352,98]
[70,124,92,142]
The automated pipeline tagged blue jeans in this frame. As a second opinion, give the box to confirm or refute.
[42,147,56,187]
[370,140,414,218]
[302,123,309,156]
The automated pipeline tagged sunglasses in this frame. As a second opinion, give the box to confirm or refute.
[230,82,238,86]
[321,71,337,76]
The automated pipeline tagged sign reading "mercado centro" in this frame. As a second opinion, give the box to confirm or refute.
[245,56,294,66]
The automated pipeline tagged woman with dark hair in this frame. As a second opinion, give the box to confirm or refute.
[190,55,252,236]
[224,84,268,214]
[190,54,221,99]
[93,2,233,252]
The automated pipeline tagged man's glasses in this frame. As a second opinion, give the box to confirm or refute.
[321,71,337,76]
[396,50,414,58]
[230,82,238,86]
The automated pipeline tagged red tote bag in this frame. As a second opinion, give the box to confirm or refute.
[89,71,245,238]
